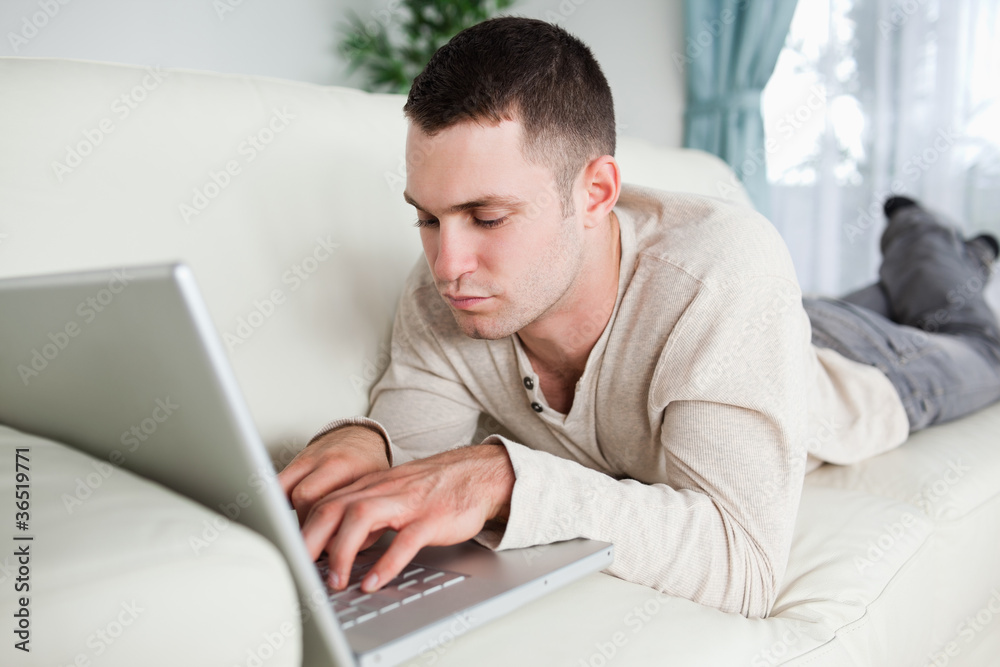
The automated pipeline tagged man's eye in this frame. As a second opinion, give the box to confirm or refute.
[475,216,508,229]
[413,216,508,229]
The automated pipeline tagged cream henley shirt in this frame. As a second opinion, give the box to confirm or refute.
[315,185,910,618]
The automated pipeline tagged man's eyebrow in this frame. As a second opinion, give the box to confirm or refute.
[403,191,526,215]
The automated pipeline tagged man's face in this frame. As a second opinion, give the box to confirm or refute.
[404,119,585,340]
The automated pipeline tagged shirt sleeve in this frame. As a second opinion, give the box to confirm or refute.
[308,416,396,466]
[474,275,812,619]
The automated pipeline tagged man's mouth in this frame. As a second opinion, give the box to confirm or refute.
[444,294,492,310]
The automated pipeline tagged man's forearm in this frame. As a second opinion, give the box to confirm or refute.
[473,442,515,522]
[308,417,394,466]
[475,435,798,619]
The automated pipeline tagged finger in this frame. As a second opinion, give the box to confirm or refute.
[290,463,376,525]
[289,472,338,526]
[326,497,401,590]
[280,441,385,521]
[276,448,314,497]
[301,492,351,562]
[300,472,397,557]
[360,528,387,552]
[362,522,433,593]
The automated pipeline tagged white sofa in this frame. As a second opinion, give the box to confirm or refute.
[1,57,999,667]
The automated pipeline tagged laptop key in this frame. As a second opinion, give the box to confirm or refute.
[355,610,379,625]
[328,587,369,607]
[320,561,470,626]
[335,607,365,622]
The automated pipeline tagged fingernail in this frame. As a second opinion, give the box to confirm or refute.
[331,572,340,589]
[362,572,379,591]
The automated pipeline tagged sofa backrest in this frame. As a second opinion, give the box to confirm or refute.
[0,57,752,456]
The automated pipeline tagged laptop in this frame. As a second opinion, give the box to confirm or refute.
[0,263,614,667]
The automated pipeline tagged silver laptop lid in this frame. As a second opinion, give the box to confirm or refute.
[0,263,354,667]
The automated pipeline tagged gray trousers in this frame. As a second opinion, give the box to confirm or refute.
[803,206,1000,431]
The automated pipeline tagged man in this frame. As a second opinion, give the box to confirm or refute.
[278,17,1000,618]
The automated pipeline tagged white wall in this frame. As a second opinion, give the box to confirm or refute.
[0,0,686,147]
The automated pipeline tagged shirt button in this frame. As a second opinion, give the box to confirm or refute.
[531,402,543,413]
[523,377,534,390]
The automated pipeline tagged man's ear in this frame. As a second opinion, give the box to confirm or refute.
[580,155,621,228]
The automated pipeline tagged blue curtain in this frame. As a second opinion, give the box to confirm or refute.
[682,0,799,214]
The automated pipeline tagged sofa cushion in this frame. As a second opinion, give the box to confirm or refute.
[0,424,301,667]
[808,401,1000,522]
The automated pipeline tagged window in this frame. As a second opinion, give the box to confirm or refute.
[762,0,1000,300]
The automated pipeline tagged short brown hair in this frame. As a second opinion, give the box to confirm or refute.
[403,17,616,214]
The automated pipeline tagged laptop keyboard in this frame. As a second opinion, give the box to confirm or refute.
[317,558,467,630]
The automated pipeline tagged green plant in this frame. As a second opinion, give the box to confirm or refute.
[339,0,517,94]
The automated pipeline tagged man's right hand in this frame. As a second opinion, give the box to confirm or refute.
[278,426,391,526]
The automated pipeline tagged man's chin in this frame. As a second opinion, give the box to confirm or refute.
[451,311,518,340]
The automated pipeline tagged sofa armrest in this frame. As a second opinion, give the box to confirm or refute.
[0,424,301,667]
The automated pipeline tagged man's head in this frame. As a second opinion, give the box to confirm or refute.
[403,17,616,214]
[402,18,621,343]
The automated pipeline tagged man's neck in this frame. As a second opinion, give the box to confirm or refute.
[517,211,621,385]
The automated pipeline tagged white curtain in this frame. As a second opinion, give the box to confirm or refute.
[762,0,1000,304]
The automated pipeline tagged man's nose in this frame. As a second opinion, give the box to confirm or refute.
[434,221,479,283]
